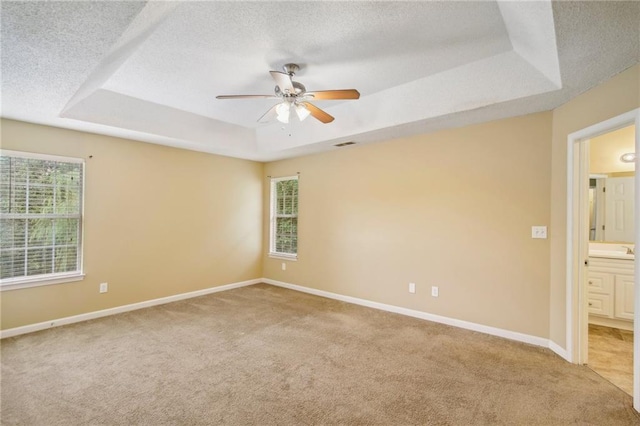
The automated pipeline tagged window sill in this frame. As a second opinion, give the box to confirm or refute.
[268,253,298,261]
[0,272,85,292]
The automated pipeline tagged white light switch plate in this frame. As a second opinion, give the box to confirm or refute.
[531,226,547,239]
[409,282,416,294]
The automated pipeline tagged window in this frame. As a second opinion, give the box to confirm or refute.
[0,150,84,289]
[269,175,298,259]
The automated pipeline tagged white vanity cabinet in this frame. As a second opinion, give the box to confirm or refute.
[614,274,635,320]
[588,257,634,330]
[587,271,613,317]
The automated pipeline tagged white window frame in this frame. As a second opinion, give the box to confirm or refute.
[0,150,85,291]
[269,175,298,260]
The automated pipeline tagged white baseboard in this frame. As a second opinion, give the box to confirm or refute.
[263,278,553,350]
[0,278,261,339]
[548,340,570,361]
[588,316,634,331]
[2,277,573,363]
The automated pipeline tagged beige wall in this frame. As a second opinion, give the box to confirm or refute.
[264,112,552,338]
[549,65,640,347]
[2,65,638,343]
[0,119,263,330]
[589,125,636,174]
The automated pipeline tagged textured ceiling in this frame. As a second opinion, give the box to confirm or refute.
[2,1,639,161]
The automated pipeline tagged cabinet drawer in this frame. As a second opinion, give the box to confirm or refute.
[588,293,612,317]
[587,271,613,295]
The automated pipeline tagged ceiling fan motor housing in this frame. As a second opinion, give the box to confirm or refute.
[216,62,358,124]
[283,63,300,76]
[275,81,306,99]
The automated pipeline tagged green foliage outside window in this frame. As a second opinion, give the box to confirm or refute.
[0,155,83,280]
[274,178,298,255]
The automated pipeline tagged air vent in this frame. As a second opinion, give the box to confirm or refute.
[334,141,356,147]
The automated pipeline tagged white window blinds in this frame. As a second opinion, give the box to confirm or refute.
[270,176,298,258]
[0,151,84,284]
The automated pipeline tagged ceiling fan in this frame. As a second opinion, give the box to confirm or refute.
[216,63,360,124]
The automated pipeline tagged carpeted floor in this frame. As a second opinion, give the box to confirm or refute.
[2,283,640,425]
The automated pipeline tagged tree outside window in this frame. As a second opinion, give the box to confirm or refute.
[270,176,298,257]
[0,153,83,282]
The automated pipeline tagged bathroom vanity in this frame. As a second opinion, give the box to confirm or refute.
[588,245,635,331]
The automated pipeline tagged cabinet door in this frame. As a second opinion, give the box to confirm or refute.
[588,294,613,317]
[614,274,635,321]
[587,271,613,295]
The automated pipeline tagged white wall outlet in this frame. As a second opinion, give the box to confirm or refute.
[431,286,439,297]
[99,282,108,293]
[281,262,286,271]
[531,226,548,239]
[409,282,416,294]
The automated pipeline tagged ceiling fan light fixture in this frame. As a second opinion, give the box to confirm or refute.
[217,63,358,124]
[295,104,310,121]
[276,103,290,123]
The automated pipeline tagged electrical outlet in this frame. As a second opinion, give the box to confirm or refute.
[99,282,108,293]
[431,286,439,297]
[409,282,416,294]
[281,262,286,271]
[531,226,547,239]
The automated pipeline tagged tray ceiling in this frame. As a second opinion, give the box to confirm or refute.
[2,1,639,161]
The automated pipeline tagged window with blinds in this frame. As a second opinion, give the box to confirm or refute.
[269,176,298,258]
[0,151,84,286]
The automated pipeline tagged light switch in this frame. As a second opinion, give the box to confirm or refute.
[531,226,547,239]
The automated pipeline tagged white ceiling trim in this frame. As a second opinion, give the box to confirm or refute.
[62,89,257,155]
[498,0,562,88]
[255,50,558,155]
[58,1,560,160]
[61,2,178,116]
[2,1,638,162]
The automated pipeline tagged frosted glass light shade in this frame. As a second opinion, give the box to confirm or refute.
[295,104,311,121]
[276,103,290,123]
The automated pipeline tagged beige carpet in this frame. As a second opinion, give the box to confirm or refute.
[2,284,639,425]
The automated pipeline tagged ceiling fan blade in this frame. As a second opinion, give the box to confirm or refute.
[216,95,278,99]
[270,71,294,93]
[305,89,360,100]
[300,102,334,124]
[257,104,280,123]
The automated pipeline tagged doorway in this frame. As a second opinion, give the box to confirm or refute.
[566,108,640,409]
[585,126,635,395]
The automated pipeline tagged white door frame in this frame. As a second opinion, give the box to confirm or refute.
[566,108,640,409]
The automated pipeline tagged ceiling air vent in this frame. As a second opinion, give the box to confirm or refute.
[334,141,356,147]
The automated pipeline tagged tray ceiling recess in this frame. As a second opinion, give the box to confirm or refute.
[1,1,639,161]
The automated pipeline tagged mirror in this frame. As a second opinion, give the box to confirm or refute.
[589,125,636,243]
